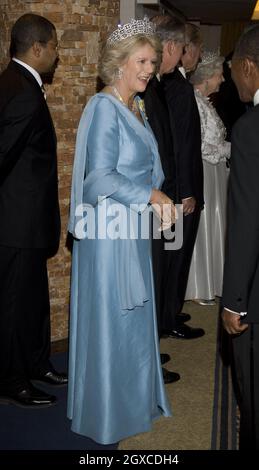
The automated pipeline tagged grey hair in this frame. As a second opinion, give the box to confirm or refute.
[190,53,224,85]
[233,25,259,67]
[150,15,185,44]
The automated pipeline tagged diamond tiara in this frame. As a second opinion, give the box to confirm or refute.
[201,50,223,66]
[107,17,156,45]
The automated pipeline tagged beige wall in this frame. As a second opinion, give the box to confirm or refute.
[220,21,248,57]
[200,24,222,53]
[0,0,120,341]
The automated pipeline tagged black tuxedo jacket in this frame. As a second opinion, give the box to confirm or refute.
[0,60,60,250]
[162,68,204,207]
[222,104,259,323]
[142,76,177,200]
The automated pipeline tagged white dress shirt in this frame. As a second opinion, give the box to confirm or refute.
[178,66,186,78]
[253,89,259,106]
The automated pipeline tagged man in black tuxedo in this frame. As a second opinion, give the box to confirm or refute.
[143,16,185,384]
[0,13,67,408]
[222,25,259,449]
[160,23,205,339]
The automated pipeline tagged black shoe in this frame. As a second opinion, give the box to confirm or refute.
[162,368,180,384]
[176,312,191,324]
[31,369,68,386]
[0,385,56,408]
[166,324,205,340]
[160,353,171,365]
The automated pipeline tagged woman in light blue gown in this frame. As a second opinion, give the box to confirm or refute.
[67,19,174,445]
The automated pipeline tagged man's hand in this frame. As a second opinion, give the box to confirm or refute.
[182,197,196,215]
[221,308,248,335]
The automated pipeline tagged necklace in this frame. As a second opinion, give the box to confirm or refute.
[111,86,126,105]
[111,86,138,115]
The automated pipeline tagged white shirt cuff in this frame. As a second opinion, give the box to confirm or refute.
[224,307,247,316]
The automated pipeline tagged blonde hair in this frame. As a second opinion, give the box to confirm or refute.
[99,34,162,86]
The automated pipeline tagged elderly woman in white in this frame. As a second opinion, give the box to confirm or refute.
[185,51,231,305]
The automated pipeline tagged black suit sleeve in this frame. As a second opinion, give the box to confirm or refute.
[222,111,259,312]
[0,92,38,181]
[143,81,176,200]
[166,84,197,200]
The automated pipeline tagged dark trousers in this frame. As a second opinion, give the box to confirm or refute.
[232,324,259,449]
[152,208,201,336]
[0,245,51,391]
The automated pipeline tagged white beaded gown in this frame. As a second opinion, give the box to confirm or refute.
[185,89,231,301]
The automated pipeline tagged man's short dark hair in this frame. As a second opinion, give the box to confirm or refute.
[10,13,55,58]
[234,25,259,67]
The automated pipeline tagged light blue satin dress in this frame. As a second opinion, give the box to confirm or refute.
[67,93,171,445]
